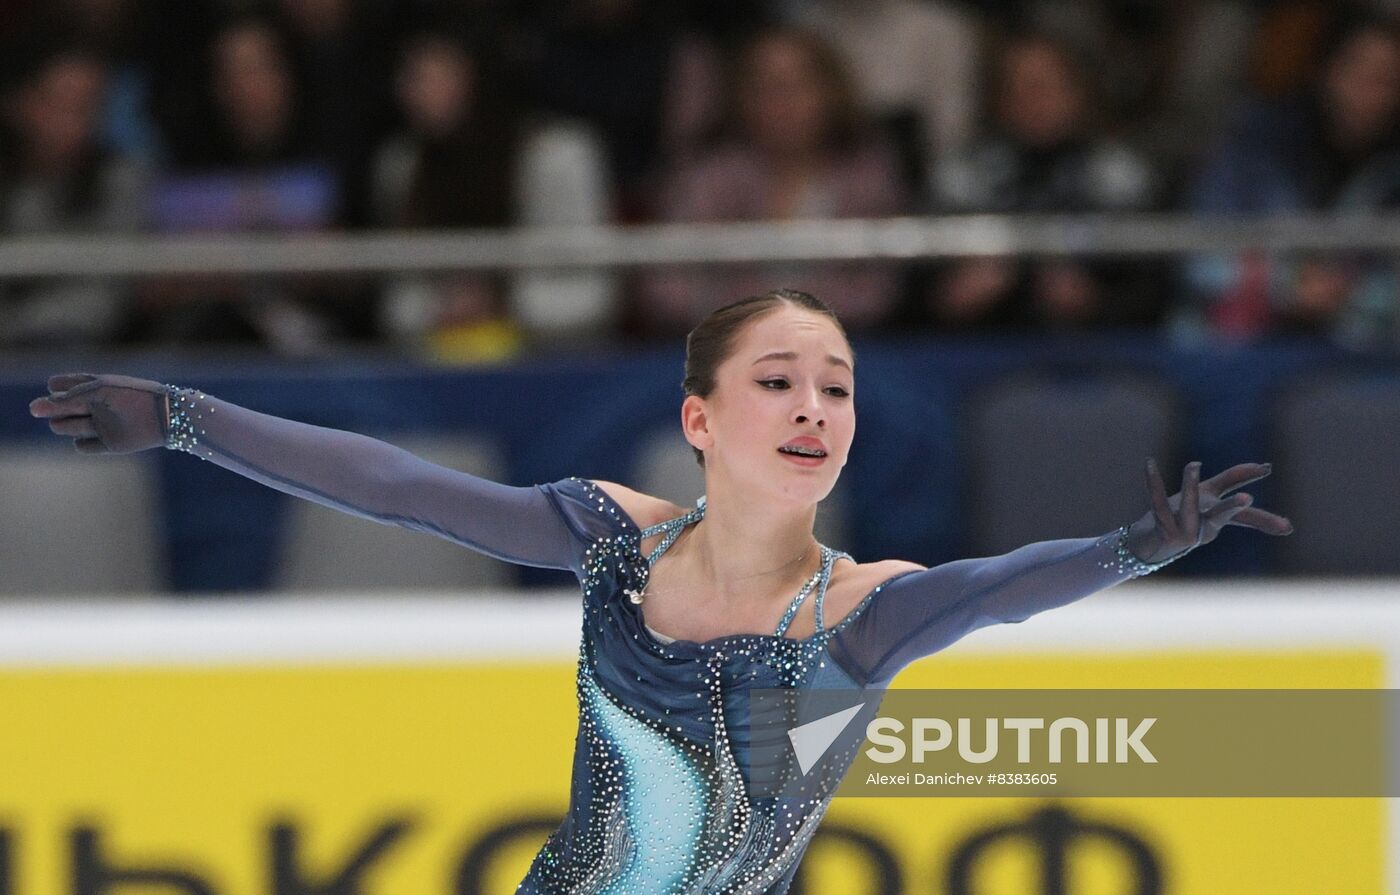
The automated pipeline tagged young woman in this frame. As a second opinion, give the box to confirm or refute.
[28,288,1291,893]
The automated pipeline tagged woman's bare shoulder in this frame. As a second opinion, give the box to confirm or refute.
[876,558,927,574]
[590,480,688,531]
[808,557,928,635]
[830,556,928,598]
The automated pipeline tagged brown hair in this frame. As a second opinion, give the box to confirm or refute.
[682,289,853,468]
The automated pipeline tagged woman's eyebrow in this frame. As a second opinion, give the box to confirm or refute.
[750,351,852,372]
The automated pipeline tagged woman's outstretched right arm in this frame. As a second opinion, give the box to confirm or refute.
[28,373,588,573]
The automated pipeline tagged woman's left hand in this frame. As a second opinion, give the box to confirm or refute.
[1124,459,1294,566]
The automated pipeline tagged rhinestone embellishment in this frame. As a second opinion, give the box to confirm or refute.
[1096,524,1186,577]
[163,385,206,454]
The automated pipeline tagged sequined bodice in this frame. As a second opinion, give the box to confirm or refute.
[518,484,871,895]
[515,477,1141,894]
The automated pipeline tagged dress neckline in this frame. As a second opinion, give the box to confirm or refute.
[637,496,841,642]
[576,479,924,653]
[631,561,914,654]
[582,483,925,652]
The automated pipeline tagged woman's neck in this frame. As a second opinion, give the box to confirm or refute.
[679,490,823,603]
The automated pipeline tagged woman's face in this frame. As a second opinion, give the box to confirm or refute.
[1325,29,1400,147]
[686,305,855,506]
[14,55,106,169]
[212,25,294,142]
[738,36,834,158]
[397,41,474,136]
[996,40,1085,148]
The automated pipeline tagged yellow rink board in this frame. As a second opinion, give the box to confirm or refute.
[0,650,1380,893]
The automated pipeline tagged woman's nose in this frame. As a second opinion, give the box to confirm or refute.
[794,403,825,427]
[794,384,826,425]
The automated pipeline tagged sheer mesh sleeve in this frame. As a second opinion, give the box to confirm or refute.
[832,530,1153,685]
[164,387,604,576]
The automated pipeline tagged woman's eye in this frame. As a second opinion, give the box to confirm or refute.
[757,379,850,397]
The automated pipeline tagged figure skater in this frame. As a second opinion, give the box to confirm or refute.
[28,288,1291,893]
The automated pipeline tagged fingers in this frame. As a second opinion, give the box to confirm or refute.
[47,373,96,393]
[1225,506,1295,536]
[1145,458,1174,531]
[1204,462,1272,497]
[1194,460,1294,537]
[1203,491,1253,526]
[30,373,104,419]
[29,394,91,419]
[1181,461,1201,539]
[48,416,97,438]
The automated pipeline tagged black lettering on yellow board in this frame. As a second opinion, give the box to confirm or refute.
[454,815,561,894]
[789,823,902,895]
[72,825,217,895]
[948,805,1162,895]
[1,828,11,895]
[270,817,415,894]
[451,815,902,894]
[0,804,1164,894]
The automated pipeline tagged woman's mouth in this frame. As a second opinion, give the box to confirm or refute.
[777,446,827,466]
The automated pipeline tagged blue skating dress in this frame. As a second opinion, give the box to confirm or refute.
[514,477,1151,894]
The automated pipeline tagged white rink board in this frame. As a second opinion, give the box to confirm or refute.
[0,579,1393,666]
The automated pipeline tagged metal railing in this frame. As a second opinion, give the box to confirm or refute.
[3,213,1398,277]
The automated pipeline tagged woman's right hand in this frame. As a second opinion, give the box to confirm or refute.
[28,373,170,454]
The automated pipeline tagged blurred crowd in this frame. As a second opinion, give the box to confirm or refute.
[3,0,1400,359]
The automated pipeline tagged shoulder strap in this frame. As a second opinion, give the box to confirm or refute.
[773,546,834,637]
[812,549,854,634]
[639,497,705,565]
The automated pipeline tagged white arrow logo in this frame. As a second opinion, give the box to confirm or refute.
[787,704,865,775]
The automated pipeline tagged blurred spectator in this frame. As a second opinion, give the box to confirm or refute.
[371,26,614,362]
[10,0,164,160]
[1151,1,1261,171]
[274,0,399,227]
[130,17,359,354]
[637,25,907,335]
[196,18,318,170]
[928,30,1162,332]
[1181,14,1400,349]
[1246,0,1338,99]
[137,0,226,167]
[522,0,722,216]
[0,44,148,348]
[1015,1,1260,175]
[790,0,981,188]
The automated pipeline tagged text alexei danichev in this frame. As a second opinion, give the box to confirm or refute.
[867,772,985,786]
[865,771,1060,786]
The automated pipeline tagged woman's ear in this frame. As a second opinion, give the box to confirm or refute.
[681,394,713,453]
